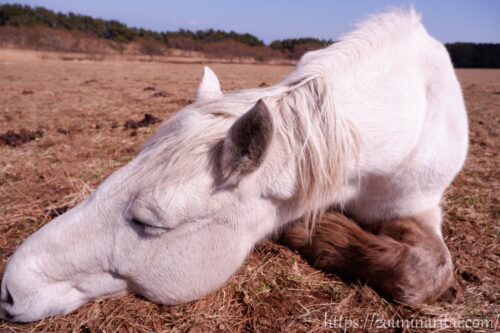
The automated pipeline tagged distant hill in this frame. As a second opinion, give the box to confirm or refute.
[0,3,498,67]
[0,3,285,60]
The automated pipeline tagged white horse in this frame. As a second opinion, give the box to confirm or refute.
[0,8,467,322]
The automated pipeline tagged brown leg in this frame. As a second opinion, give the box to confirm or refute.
[280,210,454,305]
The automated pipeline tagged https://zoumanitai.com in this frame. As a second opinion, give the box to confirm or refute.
[298,313,499,331]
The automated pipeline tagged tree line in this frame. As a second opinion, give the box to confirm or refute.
[0,4,266,47]
[446,43,500,68]
[0,3,498,67]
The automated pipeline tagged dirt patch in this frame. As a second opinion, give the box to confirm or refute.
[171,98,194,106]
[82,79,98,85]
[152,90,171,98]
[0,128,43,146]
[459,270,482,283]
[124,113,161,129]
[57,127,70,135]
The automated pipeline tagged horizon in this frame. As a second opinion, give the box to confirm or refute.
[1,1,499,44]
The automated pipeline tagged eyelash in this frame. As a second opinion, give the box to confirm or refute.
[131,217,145,226]
[130,217,172,236]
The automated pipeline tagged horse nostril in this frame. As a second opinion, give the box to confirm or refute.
[5,287,14,306]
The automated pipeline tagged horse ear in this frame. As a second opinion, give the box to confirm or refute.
[195,66,223,101]
[221,99,274,183]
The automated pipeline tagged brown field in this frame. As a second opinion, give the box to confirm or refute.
[0,51,498,332]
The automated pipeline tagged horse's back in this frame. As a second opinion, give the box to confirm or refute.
[342,23,468,223]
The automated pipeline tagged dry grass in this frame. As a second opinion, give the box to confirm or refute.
[0,53,498,332]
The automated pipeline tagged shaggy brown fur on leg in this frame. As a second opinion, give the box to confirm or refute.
[280,212,454,305]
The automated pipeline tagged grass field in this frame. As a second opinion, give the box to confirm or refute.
[0,52,498,332]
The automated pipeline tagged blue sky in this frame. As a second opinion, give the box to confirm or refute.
[1,0,499,44]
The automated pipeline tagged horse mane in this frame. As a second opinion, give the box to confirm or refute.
[140,7,422,224]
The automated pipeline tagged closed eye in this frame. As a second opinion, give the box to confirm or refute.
[130,217,172,235]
